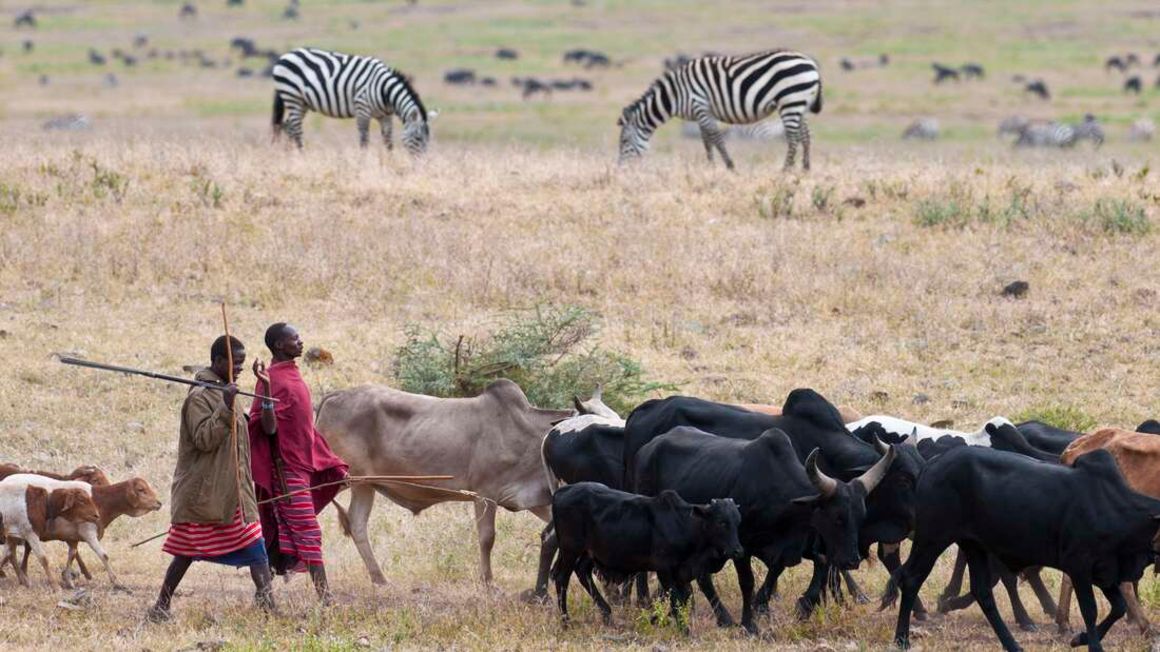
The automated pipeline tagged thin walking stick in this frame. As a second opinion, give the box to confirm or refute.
[221,303,245,524]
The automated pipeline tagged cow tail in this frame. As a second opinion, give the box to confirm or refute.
[879,565,903,611]
[333,498,352,538]
[540,433,560,495]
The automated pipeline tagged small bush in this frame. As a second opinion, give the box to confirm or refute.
[1083,198,1150,235]
[393,305,677,414]
[915,198,967,227]
[1013,404,1098,433]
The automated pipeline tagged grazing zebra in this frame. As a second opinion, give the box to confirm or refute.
[1013,117,1102,149]
[617,50,823,170]
[271,47,431,154]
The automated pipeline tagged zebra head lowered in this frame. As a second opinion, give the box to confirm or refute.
[400,107,433,156]
[617,103,654,163]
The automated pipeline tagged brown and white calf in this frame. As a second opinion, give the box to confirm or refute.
[0,483,100,588]
[0,474,160,588]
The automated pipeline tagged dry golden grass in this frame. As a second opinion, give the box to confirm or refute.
[1,132,1159,650]
[3,0,1160,649]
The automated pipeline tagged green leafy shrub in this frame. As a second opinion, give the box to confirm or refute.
[393,305,677,414]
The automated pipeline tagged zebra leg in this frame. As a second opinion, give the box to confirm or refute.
[284,107,305,150]
[379,117,394,151]
[800,120,812,171]
[781,113,801,171]
[698,124,715,162]
[357,115,371,148]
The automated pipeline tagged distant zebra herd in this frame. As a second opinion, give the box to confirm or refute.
[269,47,822,170]
[267,45,1149,168]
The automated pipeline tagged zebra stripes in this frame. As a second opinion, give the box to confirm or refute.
[617,50,823,170]
[1011,115,1104,149]
[272,47,430,154]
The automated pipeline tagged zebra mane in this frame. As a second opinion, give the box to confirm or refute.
[391,68,428,122]
[623,71,672,117]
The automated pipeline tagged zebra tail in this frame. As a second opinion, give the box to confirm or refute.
[810,79,823,114]
[271,93,285,137]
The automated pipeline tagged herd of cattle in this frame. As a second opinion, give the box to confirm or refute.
[308,380,1160,650]
[4,377,1160,650]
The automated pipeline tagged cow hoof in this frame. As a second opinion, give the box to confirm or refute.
[742,621,759,636]
[1069,633,1089,648]
[1019,621,1039,633]
[715,613,735,628]
[518,588,549,604]
[795,597,818,621]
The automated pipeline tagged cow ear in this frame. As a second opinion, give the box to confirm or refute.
[63,491,78,511]
[791,494,821,505]
[656,489,685,508]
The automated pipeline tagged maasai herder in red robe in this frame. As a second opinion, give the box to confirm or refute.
[147,335,275,623]
[249,322,348,603]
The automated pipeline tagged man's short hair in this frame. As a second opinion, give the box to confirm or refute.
[264,322,289,353]
[211,335,245,362]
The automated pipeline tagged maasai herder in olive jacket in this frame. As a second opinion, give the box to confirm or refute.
[170,368,259,525]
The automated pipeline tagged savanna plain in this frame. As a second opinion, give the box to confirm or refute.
[2,0,1160,650]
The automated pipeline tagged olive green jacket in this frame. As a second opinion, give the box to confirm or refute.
[169,368,259,525]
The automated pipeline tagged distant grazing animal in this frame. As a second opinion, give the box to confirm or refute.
[237,68,253,78]
[550,482,743,630]
[230,37,258,57]
[515,77,552,99]
[41,114,90,131]
[0,483,99,588]
[618,50,823,171]
[1014,121,1075,148]
[22,40,33,54]
[1106,56,1126,73]
[997,115,1030,138]
[479,77,496,87]
[179,2,197,19]
[443,68,476,85]
[1128,118,1155,142]
[902,118,940,140]
[1125,53,1140,67]
[840,58,855,72]
[883,446,1160,652]
[563,49,610,68]
[1054,428,1160,637]
[1124,76,1142,93]
[495,48,519,60]
[88,49,107,66]
[14,10,36,29]
[282,4,299,20]
[272,47,431,154]
[104,73,119,88]
[315,379,575,590]
[960,63,985,79]
[228,0,244,5]
[840,54,890,72]
[1024,79,1050,100]
[1072,113,1105,147]
[931,63,960,83]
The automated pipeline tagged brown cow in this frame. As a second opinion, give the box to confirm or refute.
[1057,428,1160,636]
[316,379,575,585]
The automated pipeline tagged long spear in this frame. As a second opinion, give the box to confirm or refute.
[58,356,277,402]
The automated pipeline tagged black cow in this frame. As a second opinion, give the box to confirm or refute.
[551,482,742,629]
[444,69,476,85]
[633,426,894,633]
[543,420,626,491]
[495,48,519,60]
[623,390,925,617]
[1106,56,1126,73]
[884,446,1160,651]
[961,63,985,79]
[1016,420,1081,454]
[1125,76,1142,94]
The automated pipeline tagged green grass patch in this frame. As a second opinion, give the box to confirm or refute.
[1081,198,1151,234]
[1014,405,1098,433]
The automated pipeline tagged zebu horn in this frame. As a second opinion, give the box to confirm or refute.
[873,435,890,457]
[904,427,919,447]
[856,437,897,493]
[806,449,838,498]
[572,395,586,413]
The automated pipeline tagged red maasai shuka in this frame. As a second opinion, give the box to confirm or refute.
[163,509,262,559]
[249,360,348,572]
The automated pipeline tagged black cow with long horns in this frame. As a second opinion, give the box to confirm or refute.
[623,389,925,618]
[632,426,895,633]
